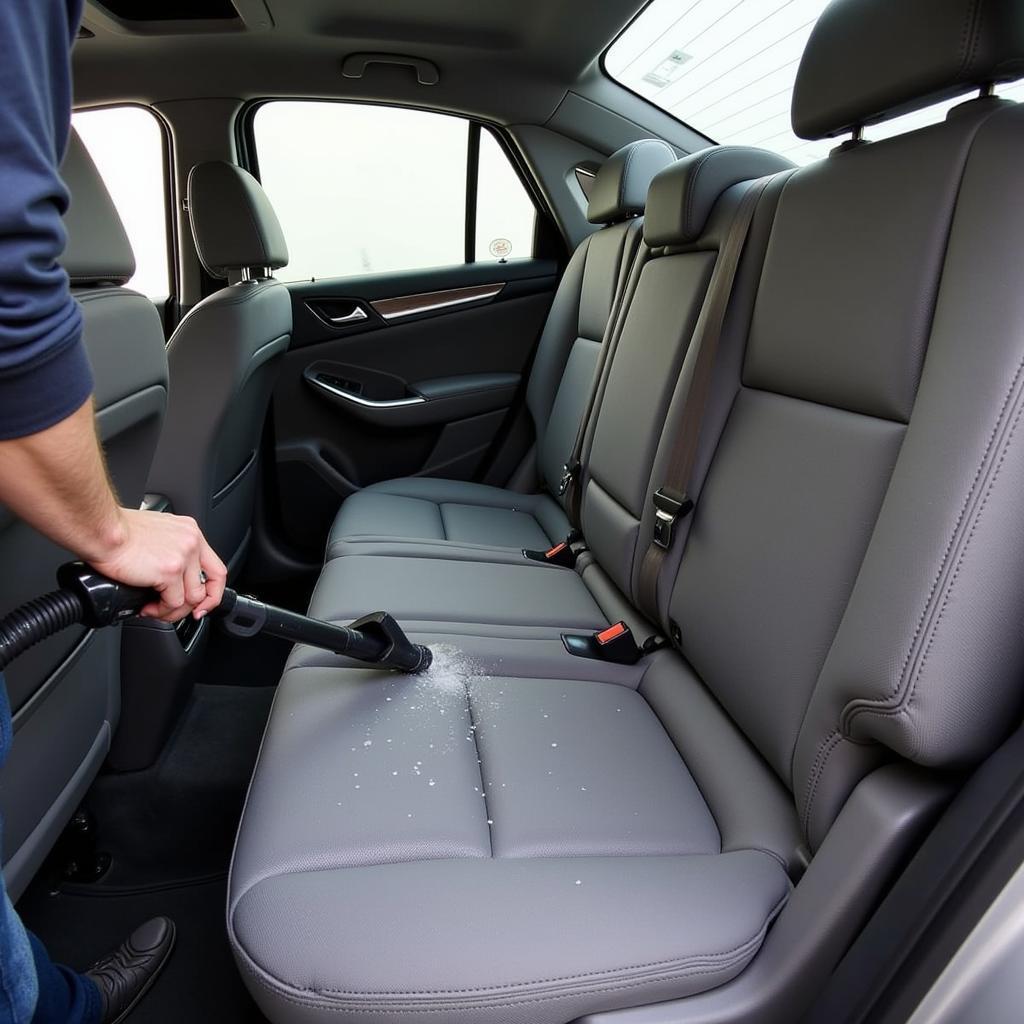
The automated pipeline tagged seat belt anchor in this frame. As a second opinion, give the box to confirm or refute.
[557,460,580,497]
[652,489,693,550]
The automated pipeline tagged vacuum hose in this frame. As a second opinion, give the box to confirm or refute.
[0,562,433,675]
[0,590,84,671]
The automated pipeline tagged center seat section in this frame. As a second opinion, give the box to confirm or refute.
[324,139,675,561]
[303,147,794,644]
[229,2,1024,1022]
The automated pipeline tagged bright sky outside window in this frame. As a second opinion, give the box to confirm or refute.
[606,0,1024,165]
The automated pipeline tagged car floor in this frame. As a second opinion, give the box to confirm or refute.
[17,622,293,1023]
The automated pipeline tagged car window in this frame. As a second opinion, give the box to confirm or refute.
[606,0,1024,164]
[71,106,171,297]
[252,101,537,282]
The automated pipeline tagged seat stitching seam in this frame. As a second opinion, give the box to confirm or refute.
[799,729,841,835]
[841,352,1024,737]
[683,148,719,241]
[845,365,1024,748]
[617,144,640,213]
[464,684,493,856]
[437,503,450,541]
[956,0,983,81]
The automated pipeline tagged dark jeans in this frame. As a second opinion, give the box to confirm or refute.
[0,676,101,1024]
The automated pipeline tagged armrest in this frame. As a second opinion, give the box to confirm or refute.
[304,369,520,427]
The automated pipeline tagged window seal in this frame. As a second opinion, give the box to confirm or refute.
[465,121,481,264]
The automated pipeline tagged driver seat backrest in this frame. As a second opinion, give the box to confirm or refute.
[0,130,169,900]
[145,162,292,577]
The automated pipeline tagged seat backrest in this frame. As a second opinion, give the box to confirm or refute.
[526,139,676,500]
[655,0,1024,850]
[0,130,169,899]
[577,146,794,596]
[146,162,292,576]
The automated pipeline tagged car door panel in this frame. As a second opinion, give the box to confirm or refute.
[269,259,558,556]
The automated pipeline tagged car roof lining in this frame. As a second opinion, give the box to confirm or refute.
[73,0,653,126]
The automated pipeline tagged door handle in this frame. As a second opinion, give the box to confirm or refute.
[327,307,368,325]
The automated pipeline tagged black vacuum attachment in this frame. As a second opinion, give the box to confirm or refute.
[0,562,432,674]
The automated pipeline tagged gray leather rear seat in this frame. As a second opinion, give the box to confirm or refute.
[305,147,792,638]
[230,2,1024,1022]
[325,140,675,559]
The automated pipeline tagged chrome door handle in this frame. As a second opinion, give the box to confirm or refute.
[327,307,368,325]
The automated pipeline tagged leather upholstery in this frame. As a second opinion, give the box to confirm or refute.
[643,146,794,248]
[586,139,677,225]
[229,4,1024,1022]
[147,166,292,574]
[60,131,135,285]
[188,162,288,279]
[0,131,167,900]
[793,0,1024,139]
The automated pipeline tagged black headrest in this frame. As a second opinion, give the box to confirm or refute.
[188,162,289,280]
[793,0,1024,140]
[586,139,677,225]
[59,130,136,287]
[643,146,794,249]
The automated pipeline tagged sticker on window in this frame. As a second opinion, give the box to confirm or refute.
[489,238,512,259]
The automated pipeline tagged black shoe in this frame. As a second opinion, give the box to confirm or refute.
[86,917,176,1024]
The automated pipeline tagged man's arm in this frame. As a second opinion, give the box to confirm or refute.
[0,399,226,621]
[0,1,226,622]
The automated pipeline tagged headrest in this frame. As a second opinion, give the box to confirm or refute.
[793,0,1024,140]
[188,162,288,279]
[59,130,136,287]
[586,139,677,225]
[643,146,794,249]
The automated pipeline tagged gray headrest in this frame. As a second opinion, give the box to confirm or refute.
[586,139,677,225]
[188,162,288,279]
[59,130,136,287]
[643,146,794,249]
[793,0,1024,141]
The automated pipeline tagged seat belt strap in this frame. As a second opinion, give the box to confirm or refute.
[561,218,647,527]
[636,174,776,625]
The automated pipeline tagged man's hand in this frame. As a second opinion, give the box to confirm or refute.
[0,401,228,624]
[92,508,228,622]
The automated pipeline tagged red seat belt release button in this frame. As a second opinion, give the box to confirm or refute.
[597,621,628,645]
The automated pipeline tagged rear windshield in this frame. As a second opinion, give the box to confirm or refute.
[605,0,1024,164]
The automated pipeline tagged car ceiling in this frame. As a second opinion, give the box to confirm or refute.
[74,0,650,125]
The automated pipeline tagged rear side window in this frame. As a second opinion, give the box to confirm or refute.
[71,106,171,297]
[251,101,537,282]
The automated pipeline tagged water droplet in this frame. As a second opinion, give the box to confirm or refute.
[551,742,558,748]
[580,787,587,792]
[428,779,436,787]
[392,771,398,776]
[575,879,582,886]
[363,740,372,747]
[385,697,392,702]
[354,784,361,789]
[486,819,494,825]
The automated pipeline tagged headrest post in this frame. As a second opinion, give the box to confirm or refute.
[851,126,864,142]
[980,83,996,98]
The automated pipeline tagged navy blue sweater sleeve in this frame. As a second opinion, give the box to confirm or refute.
[0,0,91,441]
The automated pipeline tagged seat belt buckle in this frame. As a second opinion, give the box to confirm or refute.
[523,537,577,568]
[561,621,642,665]
[557,460,580,497]
[652,489,693,550]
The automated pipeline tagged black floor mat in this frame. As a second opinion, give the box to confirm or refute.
[17,683,278,1022]
[85,684,276,888]
[19,877,268,1024]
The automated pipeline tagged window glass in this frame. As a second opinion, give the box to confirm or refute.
[71,106,170,296]
[475,130,535,263]
[606,0,1024,165]
[252,102,537,281]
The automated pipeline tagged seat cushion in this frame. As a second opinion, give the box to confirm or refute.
[229,664,791,1024]
[327,478,572,560]
[308,553,608,639]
